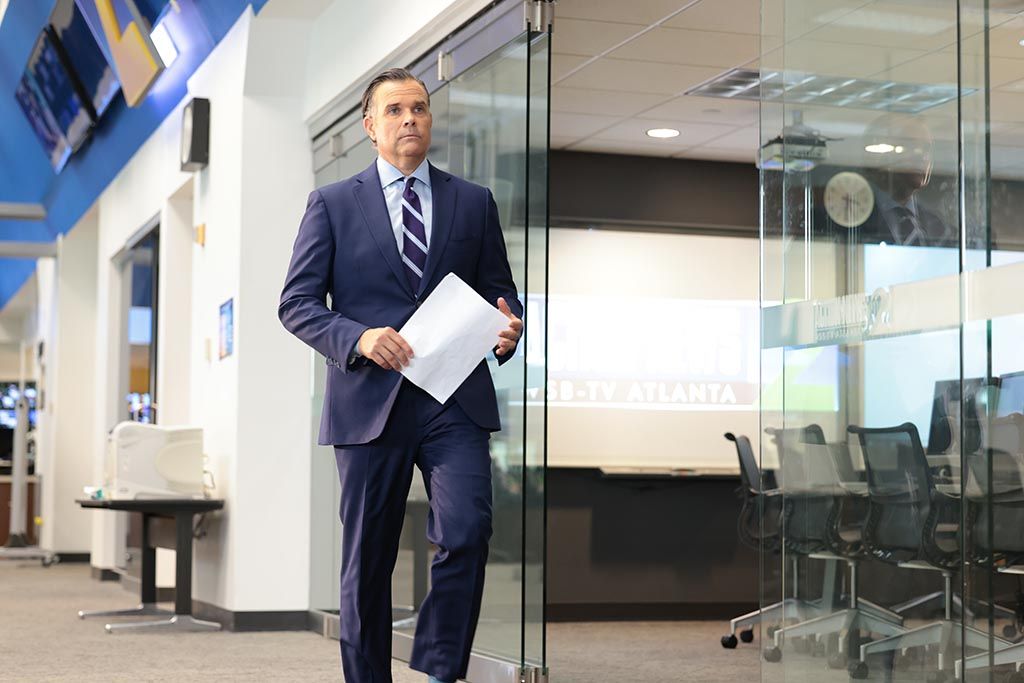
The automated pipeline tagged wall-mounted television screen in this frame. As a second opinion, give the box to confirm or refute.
[50,0,120,118]
[0,382,38,430]
[14,72,72,172]
[26,29,93,151]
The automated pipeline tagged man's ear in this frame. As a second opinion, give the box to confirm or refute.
[363,115,376,145]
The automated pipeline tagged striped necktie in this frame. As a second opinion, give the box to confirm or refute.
[401,177,428,293]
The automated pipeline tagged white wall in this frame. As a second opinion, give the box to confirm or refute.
[85,7,319,612]
[61,0,508,614]
[303,0,486,120]
[39,212,98,553]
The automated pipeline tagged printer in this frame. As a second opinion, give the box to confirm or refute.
[104,422,205,499]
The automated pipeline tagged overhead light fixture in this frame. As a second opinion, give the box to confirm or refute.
[687,67,971,115]
[151,22,178,68]
[646,128,680,139]
[865,143,895,154]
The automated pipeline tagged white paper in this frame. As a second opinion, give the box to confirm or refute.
[399,273,510,403]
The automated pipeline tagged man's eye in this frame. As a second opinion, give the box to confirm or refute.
[387,107,399,114]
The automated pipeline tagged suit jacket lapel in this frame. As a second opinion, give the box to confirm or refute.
[420,163,456,294]
[353,162,415,299]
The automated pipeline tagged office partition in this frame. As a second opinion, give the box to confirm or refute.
[760,0,1024,680]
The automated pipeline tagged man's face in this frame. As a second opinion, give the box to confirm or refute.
[363,79,432,168]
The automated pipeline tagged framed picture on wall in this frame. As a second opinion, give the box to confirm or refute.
[219,298,233,360]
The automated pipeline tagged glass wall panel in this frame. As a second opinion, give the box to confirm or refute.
[760,0,1024,680]
[306,9,548,676]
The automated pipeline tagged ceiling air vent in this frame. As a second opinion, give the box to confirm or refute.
[686,67,970,114]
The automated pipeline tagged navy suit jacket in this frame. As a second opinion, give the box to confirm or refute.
[278,160,523,446]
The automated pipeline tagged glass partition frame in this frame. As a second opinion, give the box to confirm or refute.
[306,3,549,677]
[759,1,1024,681]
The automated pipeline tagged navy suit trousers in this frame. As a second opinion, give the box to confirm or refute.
[333,380,493,683]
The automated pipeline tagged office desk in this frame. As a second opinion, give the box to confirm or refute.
[76,498,223,633]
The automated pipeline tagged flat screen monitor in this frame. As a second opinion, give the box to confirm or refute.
[50,0,120,118]
[997,371,1024,418]
[26,29,93,150]
[14,73,72,171]
[926,378,988,455]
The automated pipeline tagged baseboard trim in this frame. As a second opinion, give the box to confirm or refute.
[90,566,120,582]
[547,601,759,622]
[56,552,90,563]
[192,599,310,632]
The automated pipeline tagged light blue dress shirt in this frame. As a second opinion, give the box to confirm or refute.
[350,157,434,363]
[376,156,433,250]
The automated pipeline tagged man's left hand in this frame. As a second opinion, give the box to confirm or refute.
[495,297,522,356]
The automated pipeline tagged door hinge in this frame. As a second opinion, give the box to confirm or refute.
[329,131,344,159]
[518,666,550,683]
[524,0,555,33]
[437,50,454,82]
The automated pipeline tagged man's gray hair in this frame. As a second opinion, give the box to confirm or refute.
[361,67,430,117]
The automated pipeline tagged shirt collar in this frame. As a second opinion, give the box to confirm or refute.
[377,156,431,190]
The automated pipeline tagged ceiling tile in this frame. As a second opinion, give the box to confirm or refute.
[557,58,722,95]
[801,2,963,52]
[552,87,669,117]
[552,54,591,82]
[609,26,759,68]
[702,126,759,151]
[550,111,624,140]
[567,138,691,157]
[664,0,760,35]
[636,95,758,126]
[554,0,693,25]
[768,39,929,80]
[592,118,736,146]
[553,18,646,58]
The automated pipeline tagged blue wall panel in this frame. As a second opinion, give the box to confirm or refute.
[0,0,272,310]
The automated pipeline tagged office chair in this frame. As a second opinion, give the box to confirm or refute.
[848,422,1010,680]
[957,413,1024,678]
[765,427,904,667]
[720,431,801,649]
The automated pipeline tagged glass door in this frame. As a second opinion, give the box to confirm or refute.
[759,0,1024,681]
[307,2,550,679]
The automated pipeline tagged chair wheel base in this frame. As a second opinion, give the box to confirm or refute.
[721,634,738,649]
[764,646,782,663]
[828,653,848,670]
[739,628,754,643]
[848,661,869,680]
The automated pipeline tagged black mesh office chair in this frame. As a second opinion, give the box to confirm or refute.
[721,432,792,649]
[958,413,1024,677]
[764,426,904,667]
[849,422,1007,679]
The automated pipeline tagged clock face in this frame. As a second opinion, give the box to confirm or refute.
[824,171,874,228]
[181,105,193,166]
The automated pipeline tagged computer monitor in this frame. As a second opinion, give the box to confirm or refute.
[997,371,1024,418]
[926,378,988,455]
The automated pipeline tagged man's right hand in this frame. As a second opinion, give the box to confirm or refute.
[358,327,414,371]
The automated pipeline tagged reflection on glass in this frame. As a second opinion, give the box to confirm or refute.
[759,0,1024,680]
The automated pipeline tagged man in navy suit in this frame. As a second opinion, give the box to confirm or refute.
[278,68,523,683]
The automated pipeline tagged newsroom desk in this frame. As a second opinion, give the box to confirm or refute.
[76,497,223,633]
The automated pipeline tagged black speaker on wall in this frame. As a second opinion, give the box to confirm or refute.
[180,97,210,172]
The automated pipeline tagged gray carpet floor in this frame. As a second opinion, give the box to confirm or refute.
[0,560,767,681]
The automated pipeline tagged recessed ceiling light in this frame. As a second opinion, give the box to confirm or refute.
[1019,38,1024,46]
[646,128,680,139]
[865,143,895,154]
